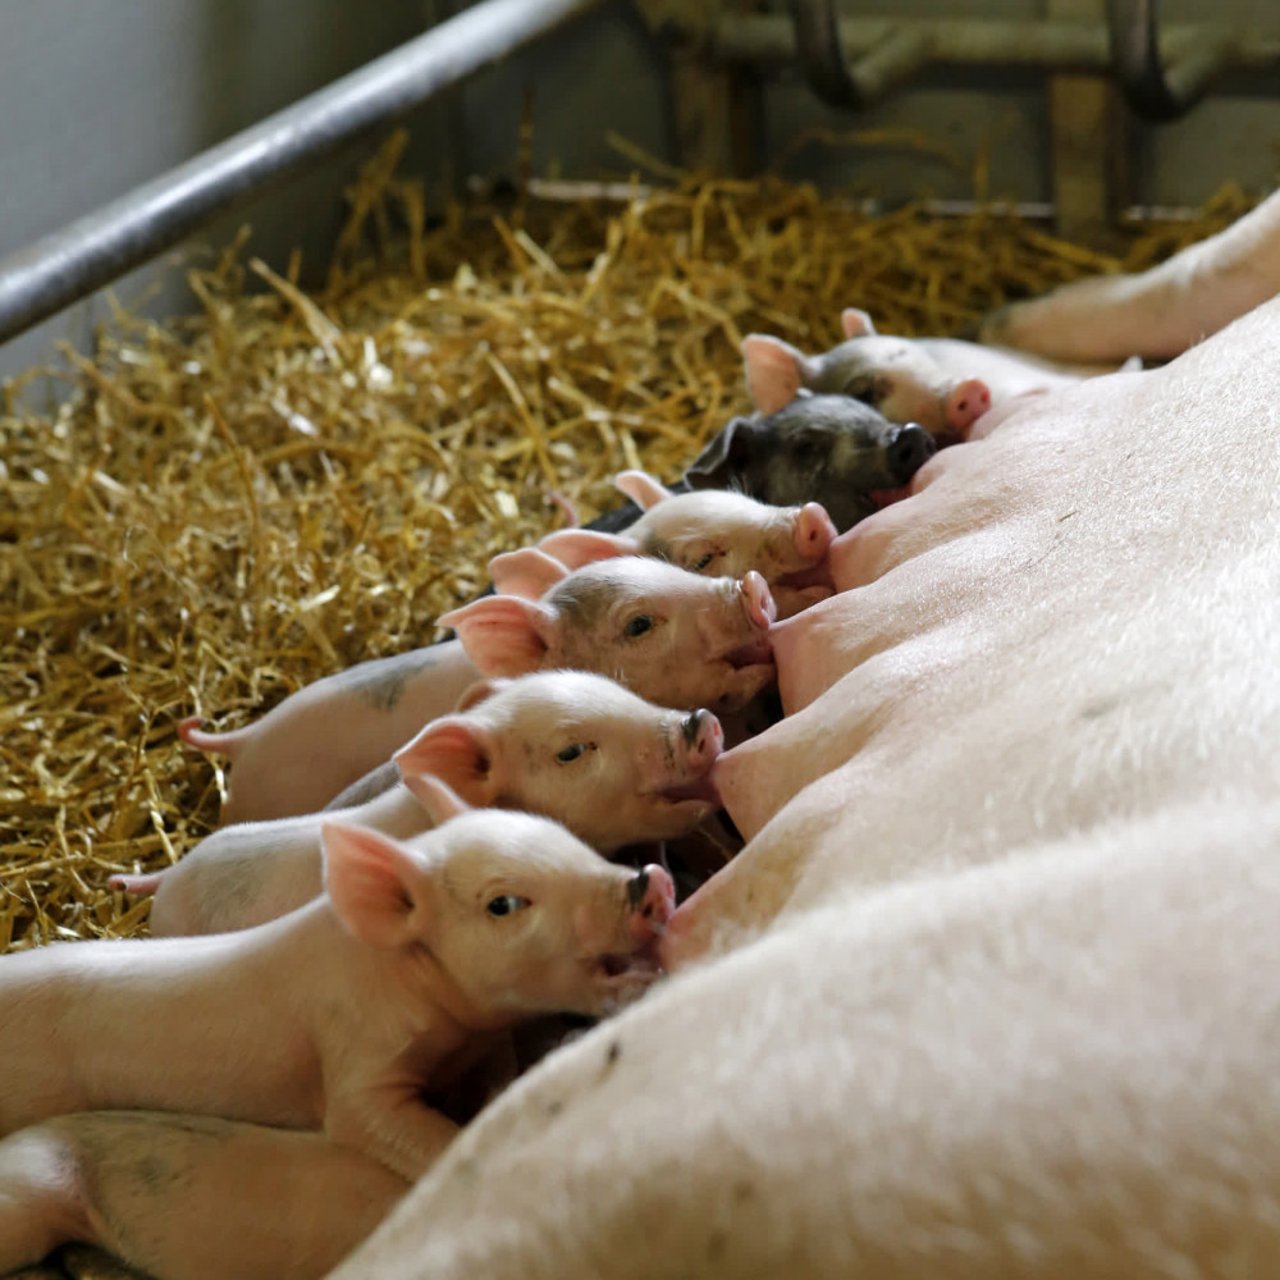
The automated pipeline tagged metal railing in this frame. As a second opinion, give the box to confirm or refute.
[695,1,1269,121]
[0,0,604,346]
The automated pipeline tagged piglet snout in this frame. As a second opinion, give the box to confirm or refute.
[739,571,777,631]
[944,378,991,433]
[886,423,936,480]
[628,864,676,941]
[627,868,651,911]
[682,708,724,767]
[795,502,837,560]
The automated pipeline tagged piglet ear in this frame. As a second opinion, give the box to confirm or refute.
[840,308,876,339]
[539,529,637,570]
[395,772,473,827]
[685,417,754,489]
[322,821,430,950]
[742,334,808,414]
[454,677,506,713]
[613,470,671,510]
[489,547,569,601]
[437,597,556,677]
[394,719,500,807]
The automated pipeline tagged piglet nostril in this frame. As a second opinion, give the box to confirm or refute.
[628,863,676,940]
[796,502,836,556]
[627,870,650,911]
[682,709,704,746]
[944,377,991,431]
[740,571,777,629]
[887,423,934,479]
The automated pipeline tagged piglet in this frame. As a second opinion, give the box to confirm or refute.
[537,470,836,620]
[449,550,777,716]
[685,394,935,533]
[565,398,931,543]
[742,307,1106,443]
[180,641,482,825]
[114,671,721,937]
[185,554,770,828]
[1,782,673,1182]
[0,1110,407,1280]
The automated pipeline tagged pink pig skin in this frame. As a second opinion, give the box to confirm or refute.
[0,1111,407,1280]
[0,794,673,1184]
[117,671,721,938]
[181,640,482,826]
[447,555,777,716]
[741,307,1118,443]
[538,471,836,621]
[186,559,765,829]
[980,189,1280,363]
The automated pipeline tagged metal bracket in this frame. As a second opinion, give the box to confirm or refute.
[785,0,1239,123]
[1107,0,1234,121]
[787,0,867,109]
[788,0,933,109]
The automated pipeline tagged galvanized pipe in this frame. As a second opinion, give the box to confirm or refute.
[710,13,1275,81]
[853,26,935,104]
[785,0,871,109]
[0,0,604,346]
[1109,0,1236,121]
[716,16,1105,73]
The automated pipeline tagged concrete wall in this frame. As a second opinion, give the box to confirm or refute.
[0,0,440,385]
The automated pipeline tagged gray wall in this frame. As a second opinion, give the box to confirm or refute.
[2,0,1277,386]
[0,0,442,384]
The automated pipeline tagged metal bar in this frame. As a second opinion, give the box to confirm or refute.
[518,176,1064,221]
[710,13,1276,77]
[1048,0,1124,244]
[785,0,869,109]
[0,0,604,346]
[722,14,1106,76]
[853,27,935,102]
[1108,0,1235,121]
[520,176,1211,226]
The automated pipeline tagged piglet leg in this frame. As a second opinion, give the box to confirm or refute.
[0,1112,406,1280]
[981,189,1280,363]
[0,1126,85,1273]
[328,1089,461,1183]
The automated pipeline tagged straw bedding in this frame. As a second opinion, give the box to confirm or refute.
[0,139,1250,960]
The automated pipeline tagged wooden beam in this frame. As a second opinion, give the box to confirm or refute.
[1047,0,1130,246]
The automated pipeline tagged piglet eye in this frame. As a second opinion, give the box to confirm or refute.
[556,742,589,764]
[624,614,654,638]
[690,551,719,572]
[845,377,878,406]
[487,894,531,918]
